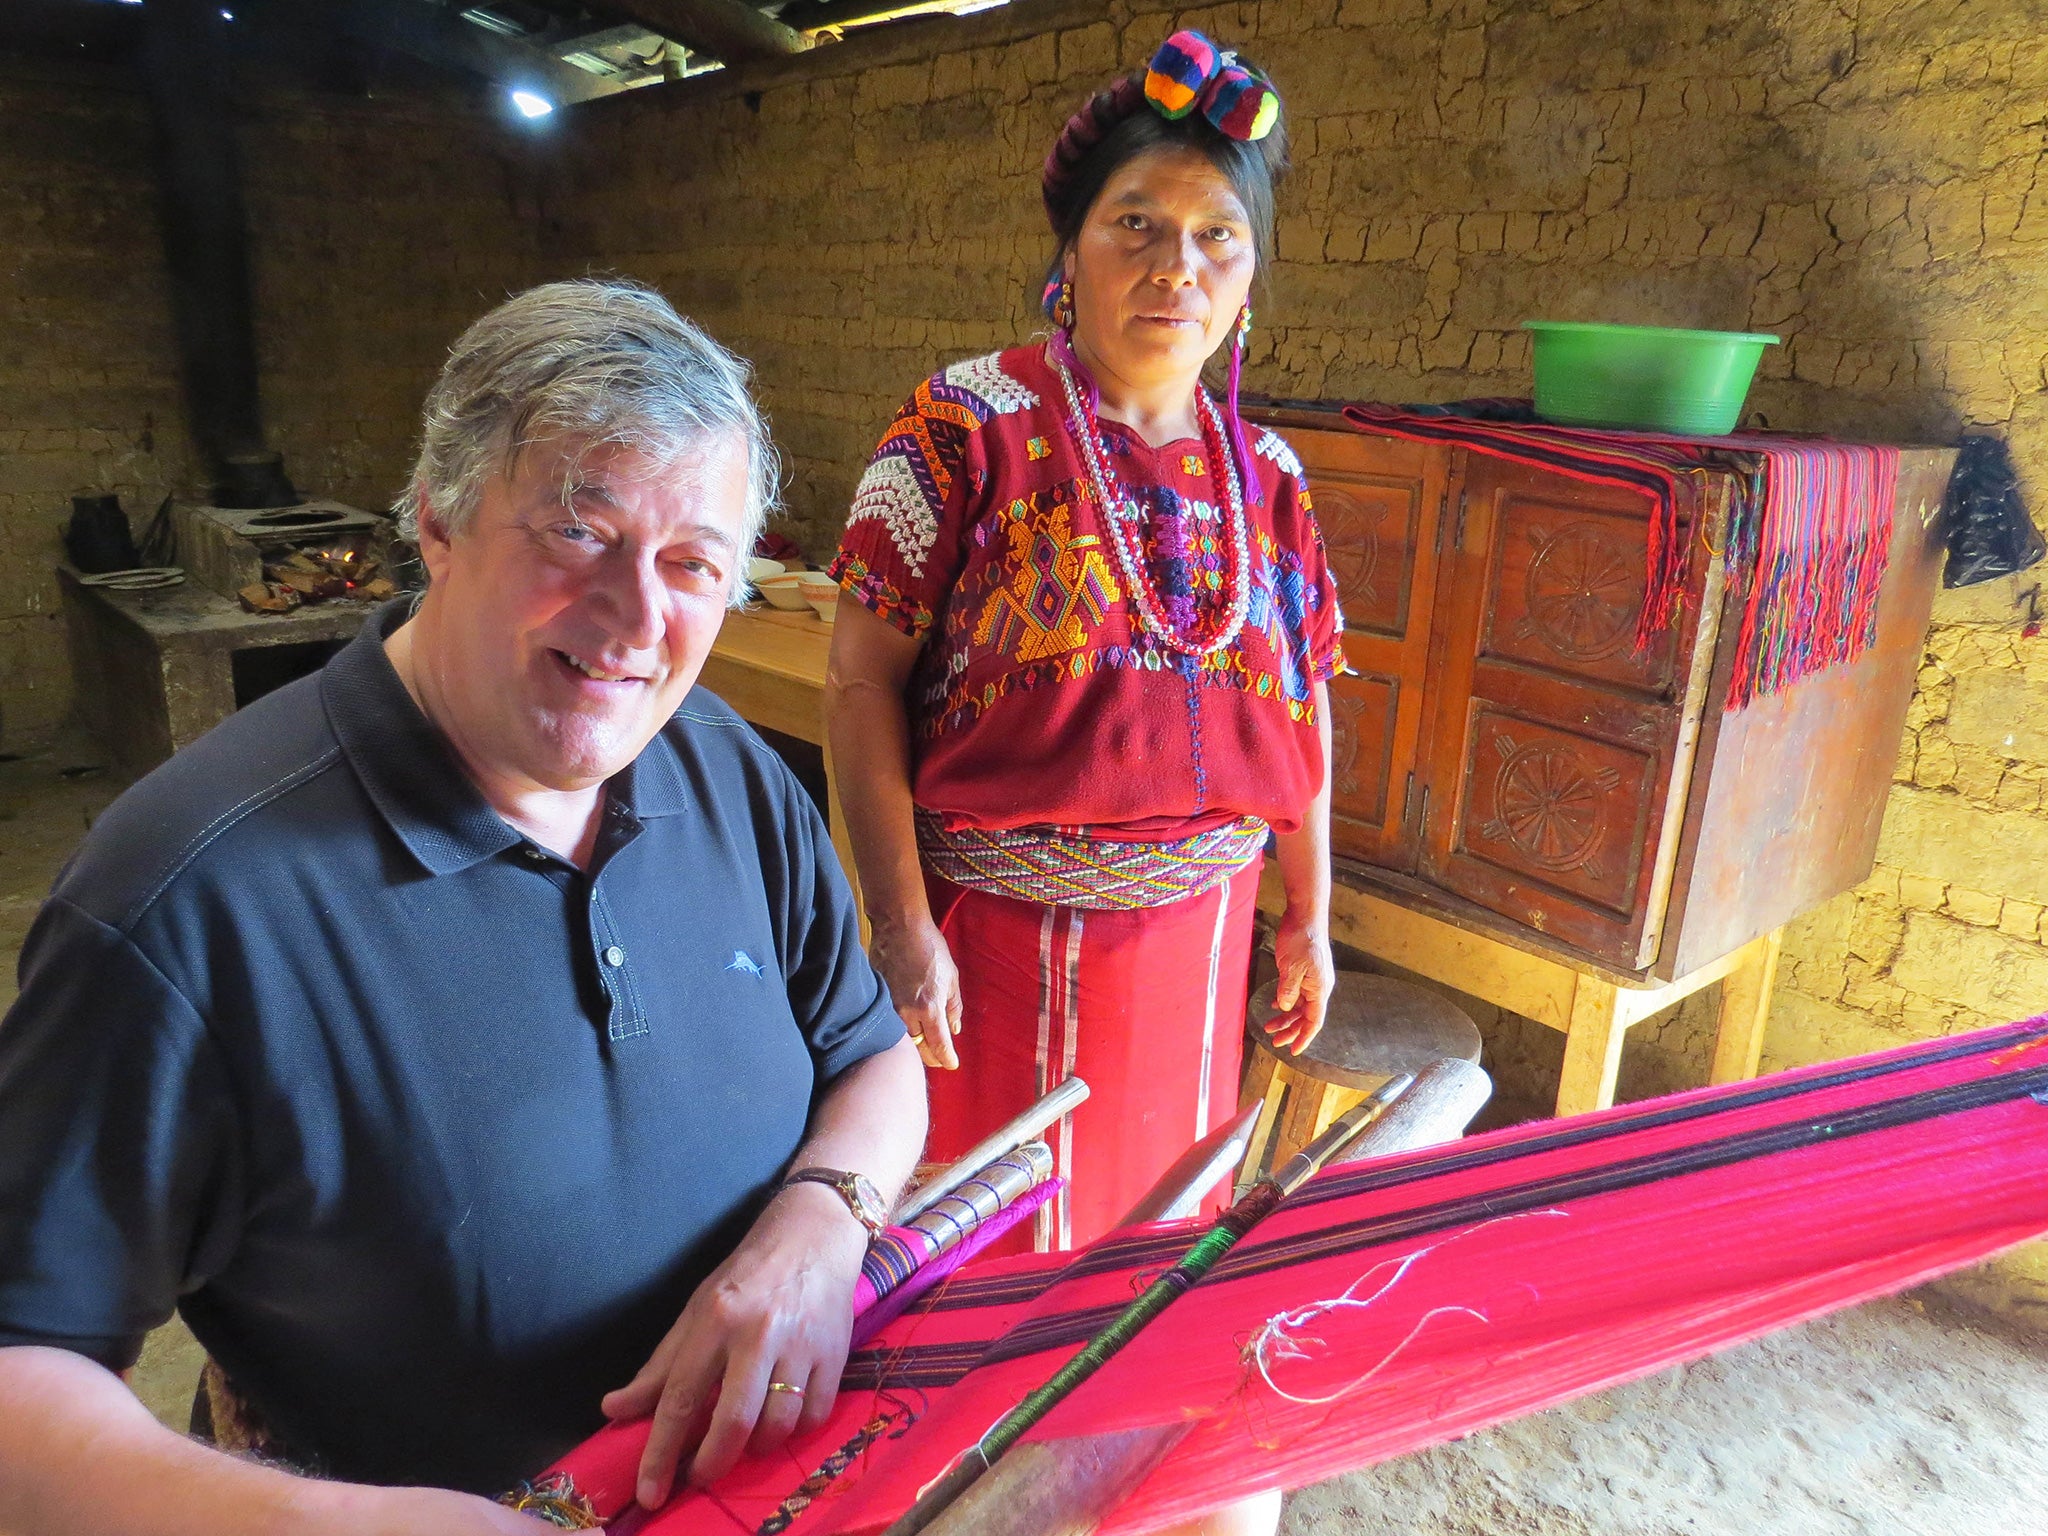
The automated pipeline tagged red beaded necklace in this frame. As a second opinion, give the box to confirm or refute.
[1051,344,1253,659]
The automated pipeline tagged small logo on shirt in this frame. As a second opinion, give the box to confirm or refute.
[726,950,765,979]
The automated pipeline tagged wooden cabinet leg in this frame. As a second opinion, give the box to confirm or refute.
[1556,976,1626,1117]
[1709,927,1783,1085]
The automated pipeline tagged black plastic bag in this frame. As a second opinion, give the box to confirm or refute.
[1943,434,2044,588]
[63,493,141,574]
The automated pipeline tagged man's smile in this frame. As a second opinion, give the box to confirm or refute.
[552,648,653,685]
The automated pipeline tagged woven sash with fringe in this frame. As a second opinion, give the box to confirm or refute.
[916,810,1268,911]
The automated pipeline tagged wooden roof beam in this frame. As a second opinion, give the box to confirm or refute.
[599,1,813,63]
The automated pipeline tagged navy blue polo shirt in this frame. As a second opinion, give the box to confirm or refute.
[0,604,904,1493]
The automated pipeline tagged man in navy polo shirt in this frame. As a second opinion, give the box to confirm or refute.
[0,281,925,1535]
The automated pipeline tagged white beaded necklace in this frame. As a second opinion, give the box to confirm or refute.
[1052,349,1254,659]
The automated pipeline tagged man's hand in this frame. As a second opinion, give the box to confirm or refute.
[599,1183,869,1510]
[1266,904,1335,1054]
[868,913,965,1070]
[318,1483,557,1533]
[0,1343,557,1536]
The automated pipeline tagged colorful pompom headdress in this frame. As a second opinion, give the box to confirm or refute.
[1040,30,1285,233]
[1142,30,1280,142]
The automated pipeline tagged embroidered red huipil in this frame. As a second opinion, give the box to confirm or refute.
[830,342,1345,843]
[832,342,1346,1253]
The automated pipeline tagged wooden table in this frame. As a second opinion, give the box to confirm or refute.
[700,606,860,895]
[1257,861,1780,1117]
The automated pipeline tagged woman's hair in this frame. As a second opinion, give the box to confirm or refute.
[1041,63,1290,289]
[397,278,780,604]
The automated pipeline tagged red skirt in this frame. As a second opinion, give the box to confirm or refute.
[923,862,1261,1253]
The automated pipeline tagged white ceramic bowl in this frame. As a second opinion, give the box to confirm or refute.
[805,586,840,624]
[747,556,785,585]
[755,572,813,611]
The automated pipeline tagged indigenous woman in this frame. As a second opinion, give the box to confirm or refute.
[827,33,1342,1257]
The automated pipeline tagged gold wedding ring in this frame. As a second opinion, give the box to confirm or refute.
[766,1380,805,1397]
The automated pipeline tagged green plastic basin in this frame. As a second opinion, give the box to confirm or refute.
[1522,320,1780,435]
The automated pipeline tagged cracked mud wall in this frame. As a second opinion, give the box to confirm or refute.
[0,54,544,743]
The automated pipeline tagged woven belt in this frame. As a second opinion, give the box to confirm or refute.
[916,810,1268,911]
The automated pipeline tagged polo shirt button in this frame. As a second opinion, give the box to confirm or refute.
[523,845,547,861]
[603,945,626,967]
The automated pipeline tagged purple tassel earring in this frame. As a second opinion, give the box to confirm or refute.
[1223,303,1262,507]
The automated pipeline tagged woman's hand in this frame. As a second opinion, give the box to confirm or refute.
[1266,904,1335,1054]
[599,1183,868,1510]
[868,914,965,1070]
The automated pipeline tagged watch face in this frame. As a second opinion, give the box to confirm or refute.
[851,1173,886,1224]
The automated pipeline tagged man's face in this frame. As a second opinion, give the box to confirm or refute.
[414,432,749,794]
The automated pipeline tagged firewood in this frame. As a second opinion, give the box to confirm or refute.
[237,581,300,614]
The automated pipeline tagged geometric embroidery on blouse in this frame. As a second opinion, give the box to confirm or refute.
[846,355,1038,578]
[920,633,1319,737]
[1253,427,1303,478]
[973,500,1121,663]
[829,550,935,637]
[847,453,943,579]
[1245,554,1312,703]
[942,351,1040,416]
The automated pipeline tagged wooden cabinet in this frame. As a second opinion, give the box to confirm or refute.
[1258,407,1952,982]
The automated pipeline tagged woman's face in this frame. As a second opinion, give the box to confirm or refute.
[1066,144,1257,393]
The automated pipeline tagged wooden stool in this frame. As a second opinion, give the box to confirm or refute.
[1237,971,1483,1187]
[1254,861,1785,1118]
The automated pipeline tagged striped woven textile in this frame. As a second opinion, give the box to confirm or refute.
[1341,403,1900,709]
[548,1015,2048,1535]
[914,810,1269,910]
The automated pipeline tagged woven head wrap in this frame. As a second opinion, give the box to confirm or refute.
[1040,30,1280,227]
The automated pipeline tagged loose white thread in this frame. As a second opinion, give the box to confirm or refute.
[1246,1210,1572,1406]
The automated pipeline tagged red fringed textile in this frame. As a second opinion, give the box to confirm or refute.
[1340,405,1898,708]
[551,1019,2048,1534]
[1716,441,1899,709]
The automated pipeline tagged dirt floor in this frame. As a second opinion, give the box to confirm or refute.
[5,733,2046,1534]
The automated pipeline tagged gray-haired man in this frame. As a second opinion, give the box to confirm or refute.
[0,281,925,1535]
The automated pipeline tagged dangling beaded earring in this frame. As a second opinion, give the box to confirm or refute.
[1223,303,1262,508]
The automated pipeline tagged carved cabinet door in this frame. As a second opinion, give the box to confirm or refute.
[1276,423,1450,871]
[1415,452,1720,967]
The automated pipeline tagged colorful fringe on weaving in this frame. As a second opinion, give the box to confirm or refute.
[1342,403,1899,708]
[498,1471,601,1528]
[1717,442,1898,709]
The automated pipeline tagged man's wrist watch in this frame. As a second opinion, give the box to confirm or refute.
[781,1166,888,1238]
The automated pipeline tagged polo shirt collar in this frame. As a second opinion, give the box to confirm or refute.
[321,604,697,871]
[611,720,691,819]
[321,604,525,876]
